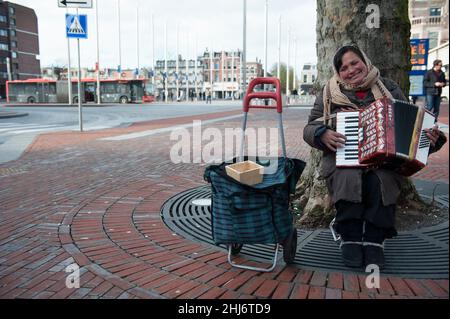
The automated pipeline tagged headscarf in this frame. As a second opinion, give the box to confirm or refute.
[323,46,393,126]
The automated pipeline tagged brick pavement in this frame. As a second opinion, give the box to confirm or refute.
[0,105,448,299]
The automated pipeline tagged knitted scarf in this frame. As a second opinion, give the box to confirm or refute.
[323,48,393,126]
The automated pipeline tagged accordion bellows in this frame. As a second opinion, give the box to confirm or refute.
[336,98,435,176]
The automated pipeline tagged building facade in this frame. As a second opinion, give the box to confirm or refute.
[154,55,204,101]
[245,60,263,89]
[300,63,317,95]
[154,50,262,101]
[200,50,243,100]
[409,0,449,49]
[0,1,40,98]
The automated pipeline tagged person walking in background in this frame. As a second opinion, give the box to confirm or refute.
[424,59,447,121]
[206,90,212,104]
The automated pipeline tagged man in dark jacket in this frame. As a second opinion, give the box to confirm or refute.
[424,59,447,121]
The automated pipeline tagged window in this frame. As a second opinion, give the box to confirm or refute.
[11,41,17,48]
[0,43,8,51]
[13,63,19,70]
[117,84,128,94]
[10,18,16,26]
[303,75,307,83]
[428,31,439,49]
[430,8,441,16]
[11,51,17,58]
[101,83,117,94]
[49,83,57,94]
[0,29,8,37]
[0,15,7,23]
[9,7,15,15]
[10,29,16,37]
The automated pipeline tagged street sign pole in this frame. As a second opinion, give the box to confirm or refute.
[61,1,90,132]
[76,8,83,132]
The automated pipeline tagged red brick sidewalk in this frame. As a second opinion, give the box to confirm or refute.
[0,108,448,299]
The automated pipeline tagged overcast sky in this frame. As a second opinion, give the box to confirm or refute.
[9,0,317,71]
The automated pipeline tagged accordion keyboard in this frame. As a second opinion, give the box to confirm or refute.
[336,112,360,166]
[415,111,435,165]
[418,128,431,149]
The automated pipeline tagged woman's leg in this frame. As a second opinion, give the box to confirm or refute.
[335,201,364,268]
[362,171,397,269]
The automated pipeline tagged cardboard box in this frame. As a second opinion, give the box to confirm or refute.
[225,161,264,186]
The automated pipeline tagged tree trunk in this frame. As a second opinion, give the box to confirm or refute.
[297,0,424,226]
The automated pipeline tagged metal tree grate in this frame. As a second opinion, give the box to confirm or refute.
[160,186,449,279]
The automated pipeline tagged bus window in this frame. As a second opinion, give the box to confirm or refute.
[9,83,20,95]
[49,83,57,94]
[102,83,116,94]
[25,84,38,95]
[117,84,128,94]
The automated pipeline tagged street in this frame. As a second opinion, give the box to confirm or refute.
[0,102,242,164]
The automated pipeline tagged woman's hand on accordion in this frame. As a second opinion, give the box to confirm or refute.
[425,125,440,148]
[320,129,347,152]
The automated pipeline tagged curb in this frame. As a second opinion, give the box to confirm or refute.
[0,112,29,119]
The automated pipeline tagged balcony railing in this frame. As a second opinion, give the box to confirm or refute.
[411,15,443,25]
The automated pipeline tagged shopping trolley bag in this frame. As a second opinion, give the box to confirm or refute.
[204,156,305,245]
[203,77,306,272]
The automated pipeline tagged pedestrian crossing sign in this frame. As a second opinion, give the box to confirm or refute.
[66,14,88,39]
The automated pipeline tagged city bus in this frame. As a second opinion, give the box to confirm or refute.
[6,78,152,104]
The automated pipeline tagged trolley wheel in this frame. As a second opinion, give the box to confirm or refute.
[73,96,79,104]
[228,244,243,256]
[283,228,297,264]
[27,96,36,104]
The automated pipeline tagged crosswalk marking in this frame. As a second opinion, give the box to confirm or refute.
[0,123,113,136]
[0,123,65,134]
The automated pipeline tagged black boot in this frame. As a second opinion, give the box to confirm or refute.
[363,222,386,269]
[340,241,364,268]
[363,243,385,269]
[336,219,364,268]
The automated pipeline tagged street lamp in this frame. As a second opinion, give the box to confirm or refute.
[136,5,140,78]
[164,20,168,103]
[277,15,281,80]
[95,0,101,104]
[264,0,268,77]
[242,0,247,95]
[286,27,291,98]
[117,0,122,76]
[66,8,72,105]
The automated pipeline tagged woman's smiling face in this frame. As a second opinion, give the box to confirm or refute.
[338,51,369,86]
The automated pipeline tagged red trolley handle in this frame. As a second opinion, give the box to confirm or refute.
[243,77,283,113]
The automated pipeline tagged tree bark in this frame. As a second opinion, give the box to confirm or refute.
[297,0,424,226]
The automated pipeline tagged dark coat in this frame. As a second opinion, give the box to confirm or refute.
[424,69,446,96]
[303,78,410,206]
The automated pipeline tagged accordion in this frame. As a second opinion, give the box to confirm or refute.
[336,98,435,176]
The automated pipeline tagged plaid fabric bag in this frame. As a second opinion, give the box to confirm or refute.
[204,157,305,245]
